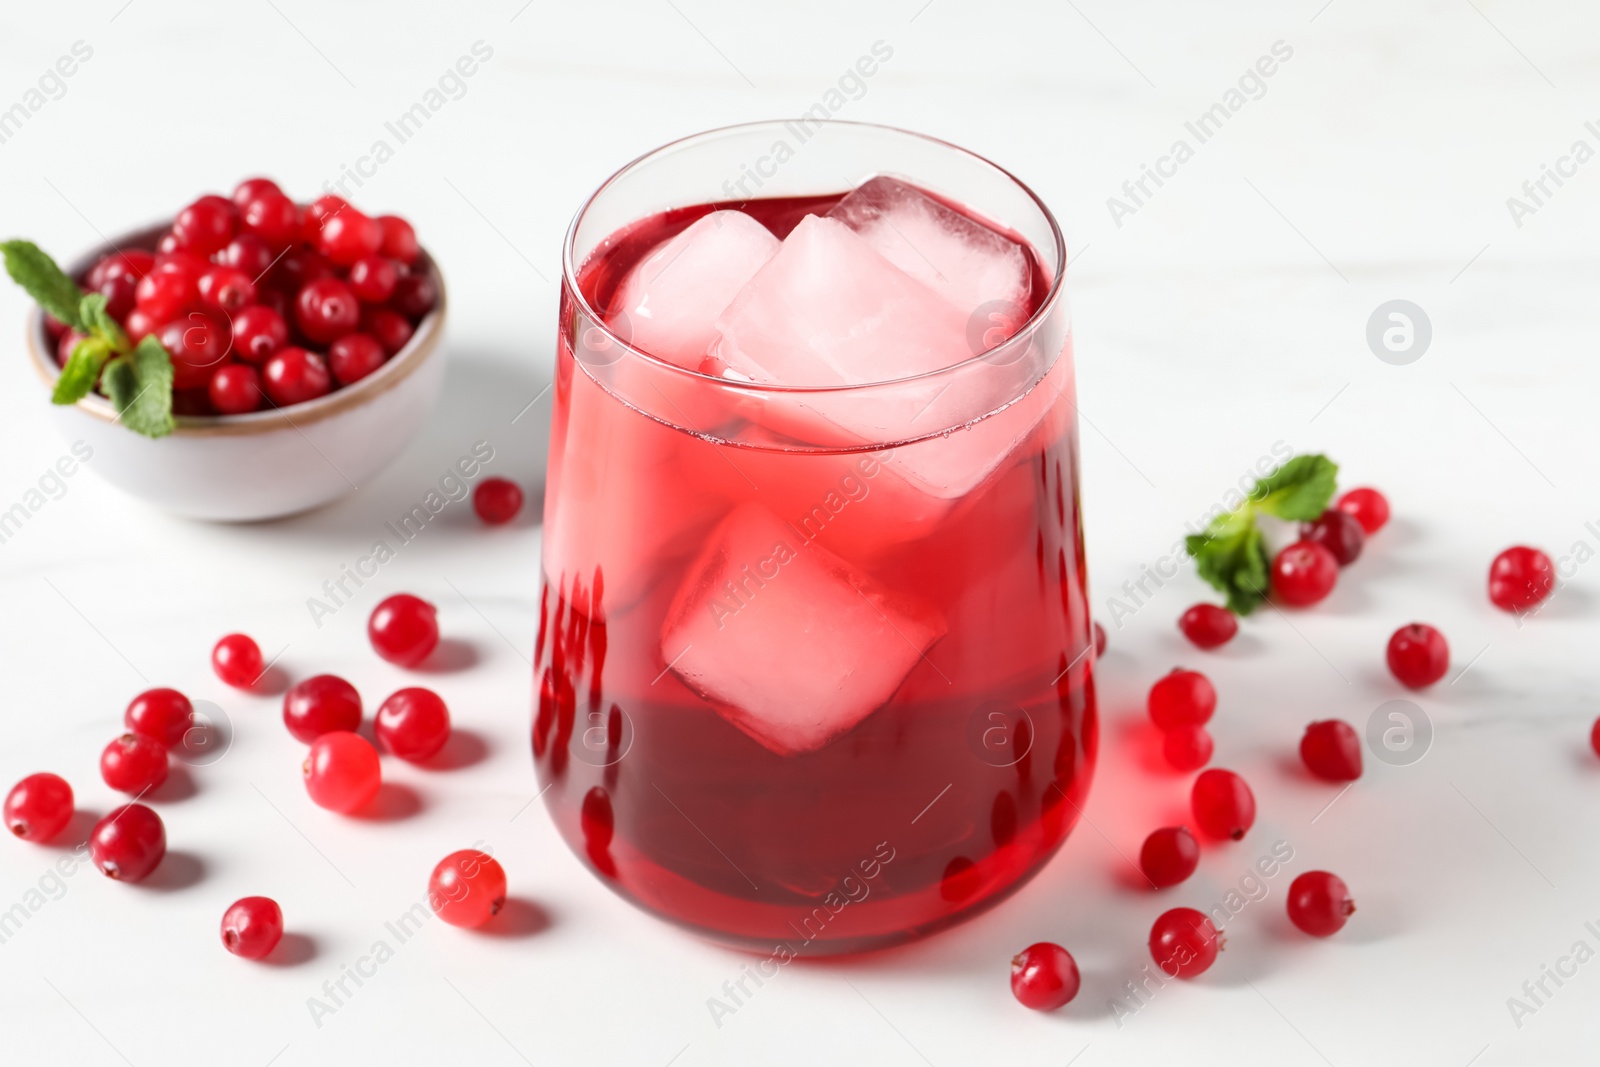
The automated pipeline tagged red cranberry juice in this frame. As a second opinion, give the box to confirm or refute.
[536,191,1096,954]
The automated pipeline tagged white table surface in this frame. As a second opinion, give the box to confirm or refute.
[3,2,1599,1064]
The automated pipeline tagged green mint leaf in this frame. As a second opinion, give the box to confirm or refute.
[1186,508,1271,615]
[79,291,130,353]
[1252,454,1339,521]
[52,336,114,405]
[1,239,85,330]
[102,335,176,438]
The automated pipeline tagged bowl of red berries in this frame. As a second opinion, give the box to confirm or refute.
[9,177,446,521]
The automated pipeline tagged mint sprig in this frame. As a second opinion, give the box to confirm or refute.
[3,239,175,438]
[1185,454,1339,615]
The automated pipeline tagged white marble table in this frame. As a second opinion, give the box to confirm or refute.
[2,1,1597,1063]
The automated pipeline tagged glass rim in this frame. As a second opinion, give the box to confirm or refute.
[560,119,1068,396]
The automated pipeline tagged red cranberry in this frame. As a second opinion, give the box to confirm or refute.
[348,255,399,303]
[1299,508,1365,566]
[197,266,256,313]
[1149,907,1222,979]
[282,674,362,744]
[56,330,87,368]
[378,215,420,264]
[302,194,350,244]
[1336,487,1389,534]
[1300,720,1362,781]
[125,308,159,343]
[45,314,69,340]
[90,804,166,882]
[215,233,276,278]
[267,246,332,293]
[96,272,138,320]
[391,273,437,319]
[100,733,169,794]
[172,194,237,255]
[230,305,289,364]
[156,231,182,255]
[1287,871,1354,937]
[209,363,263,414]
[363,308,414,355]
[1271,541,1339,607]
[1139,826,1200,888]
[428,849,507,928]
[1148,668,1216,731]
[318,209,383,266]
[1093,621,1107,657]
[157,313,232,391]
[232,177,284,208]
[135,270,199,323]
[1191,768,1255,841]
[221,896,284,960]
[262,347,332,406]
[1387,623,1449,688]
[295,278,361,344]
[5,773,74,842]
[1162,725,1213,772]
[375,688,451,762]
[328,333,386,385]
[154,250,211,283]
[303,732,381,813]
[1488,546,1556,613]
[1009,942,1080,1011]
[473,477,523,525]
[87,250,153,287]
[1592,717,1600,760]
[241,193,302,248]
[368,594,439,668]
[213,633,264,688]
[125,687,194,747]
[1178,603,1237,649]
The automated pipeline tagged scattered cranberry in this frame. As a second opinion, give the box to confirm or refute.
[369,594,440,668]
[209,364,263,414]
[262,347,332,406]
[318,209,383,266]
[363,308,414,355]
[1009,942,1080,1011]
[283,675,362,743]
[171,195,236,256]
[5,773,73,842]
[348,256,399,303]
[1300,720,1362,781]
[1178,604,1237,650]
[295,278,361,344]
[1300,508,1364,566]
[1149,907,1222,979]
[1488,546,1556,614]
[378,215,420,263]
[1287,871,1354,937]
[240,193,302,248]
[1336,487,1389,534]
[375,687,452,762]
[1148,668,1216,732]
[221,896,284,960]
[124,687,194,747]
[232,177,284,208]
[89,804,166,882]
[231,305,288,364]
[427,849,507,927]
[1191,768,1255,841]
[1162,725,1213,772]
[1093,621,1107,657]
[303,732,381,814]
[328,333,386,386]
[101,733,169,795]
[391,273,438,318]
[1139,826,1200,888]
[1271,541,1339,607]
[212,633,264,688]
[1386,623,1449,689]
[473,477,523,525]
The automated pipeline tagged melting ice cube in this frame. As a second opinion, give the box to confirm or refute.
[660,504,947,756]
[827,175,1030,321]
[612,210,779,368]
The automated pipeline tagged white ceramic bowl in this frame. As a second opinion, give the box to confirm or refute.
[26,229,447,522]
